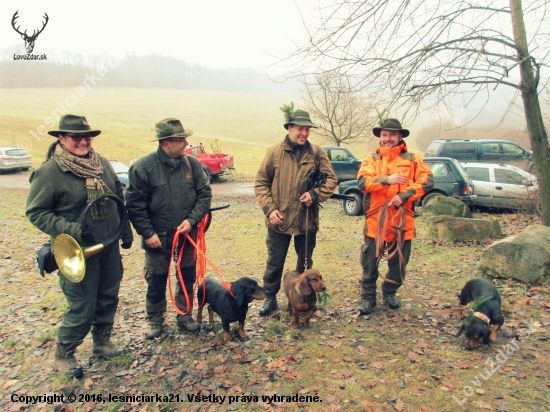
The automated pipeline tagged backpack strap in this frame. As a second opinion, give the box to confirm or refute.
[183,155,195,189]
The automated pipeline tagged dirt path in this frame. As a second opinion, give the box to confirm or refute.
[0,171,255,197]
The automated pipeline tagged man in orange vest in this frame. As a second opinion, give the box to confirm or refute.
[357,119,433,315]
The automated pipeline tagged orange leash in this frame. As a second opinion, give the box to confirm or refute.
[167,213,233,316]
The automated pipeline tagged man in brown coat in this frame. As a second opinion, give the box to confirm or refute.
[254,109,337,316]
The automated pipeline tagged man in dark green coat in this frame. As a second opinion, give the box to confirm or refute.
[126,118,212,339]
[27,114,133,378]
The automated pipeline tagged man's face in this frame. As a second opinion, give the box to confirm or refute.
[380,130,403,148]
[162,137,188,158]
[287,125,311,146]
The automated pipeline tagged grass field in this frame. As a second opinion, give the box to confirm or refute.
[0,88,424,179]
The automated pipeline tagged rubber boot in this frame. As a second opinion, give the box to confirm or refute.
[54,341,83,378]
[259,293,278,316]
[176,281,200,333]
[92,325,124,359]
[146,299,167,339]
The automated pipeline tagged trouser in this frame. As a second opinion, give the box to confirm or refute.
[359,236,411,301]
[57,244,123,347]
[143,232,197,324]
[262,229,316,295]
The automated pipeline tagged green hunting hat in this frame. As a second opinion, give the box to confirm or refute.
[284,109,317,130]
[152,118,193,141]
[48,114,101,137]
[373,118,409,138]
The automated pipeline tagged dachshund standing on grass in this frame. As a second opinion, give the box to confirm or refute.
[283,269,326,328]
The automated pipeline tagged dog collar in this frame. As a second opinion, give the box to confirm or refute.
[472,312,490,325]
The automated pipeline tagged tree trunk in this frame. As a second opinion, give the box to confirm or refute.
[510,0,550,225]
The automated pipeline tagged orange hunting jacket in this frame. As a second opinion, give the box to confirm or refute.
[357,142,433,241]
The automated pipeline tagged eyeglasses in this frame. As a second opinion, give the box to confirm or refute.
[65,134,94,142]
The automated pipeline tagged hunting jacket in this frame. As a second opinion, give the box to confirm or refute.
[26,154,133,246]
[254,138,337,235]
[357,142,433,241]
[125,147,212,251]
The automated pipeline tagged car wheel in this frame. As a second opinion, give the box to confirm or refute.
[421,192,445,208]
[342,193,363,216]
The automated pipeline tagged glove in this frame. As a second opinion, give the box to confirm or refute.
[121,242,132,249]
[81,229,95,243]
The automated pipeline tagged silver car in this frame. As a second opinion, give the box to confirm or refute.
[0,147,32,172]
[461,162,539,211]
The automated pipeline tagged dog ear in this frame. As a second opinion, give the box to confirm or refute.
[455,324,465,338]
[297,275,312,295]
[482,326,491,344]
[234,284,246,307]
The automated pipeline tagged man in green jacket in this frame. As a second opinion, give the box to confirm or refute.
[254,109,337,316]
[126,118,212,339]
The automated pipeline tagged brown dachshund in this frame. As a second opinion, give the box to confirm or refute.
[282,269,326,328]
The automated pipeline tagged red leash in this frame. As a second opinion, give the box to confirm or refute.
[167,213,233,316]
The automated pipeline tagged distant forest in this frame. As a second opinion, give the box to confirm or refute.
[0,53,297,93]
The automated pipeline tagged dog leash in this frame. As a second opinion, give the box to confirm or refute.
[167,214,234,317]
[303,205,310,272]
[374,200,465,316]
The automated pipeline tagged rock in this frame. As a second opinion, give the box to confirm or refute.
[479,225,550,284]
[422,196,472,218]
[425,216,502,242]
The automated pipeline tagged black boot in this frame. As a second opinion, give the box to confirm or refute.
[259,294,278,316]
[54,341,83,378]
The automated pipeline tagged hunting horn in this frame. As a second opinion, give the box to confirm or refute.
[54,194,128,283]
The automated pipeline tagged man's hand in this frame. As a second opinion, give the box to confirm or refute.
[387,173,408,185]
[177,219,192,235]
[299,191,313,207]
[269,210,283,226]
[391,194,403,207]
[145,234,162,249]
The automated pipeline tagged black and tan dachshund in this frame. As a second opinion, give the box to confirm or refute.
[197,277,266,341]
[455,279,505,350]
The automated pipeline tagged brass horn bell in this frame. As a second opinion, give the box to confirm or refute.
[53,234,104,283]
[53,193,128,283]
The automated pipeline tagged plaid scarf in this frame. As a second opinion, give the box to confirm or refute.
[55,144,107,220]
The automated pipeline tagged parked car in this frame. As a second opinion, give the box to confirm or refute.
[109,160,129,187]
[337,157,476,216]
[322,146,362,182]
[461,162,539,211]
[0,147,32,172]
[425,139,533,171]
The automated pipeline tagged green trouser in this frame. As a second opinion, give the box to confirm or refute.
[57,244,123,347]
[262,229,316,295]
[143,231,197,324]
[359,236,411,302]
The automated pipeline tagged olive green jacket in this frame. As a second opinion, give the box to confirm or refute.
[125,147,212,250]
[26,154,133,246]
[254,139,337,235]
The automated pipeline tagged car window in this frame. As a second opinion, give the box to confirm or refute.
[5,149,28,156]
[427,161,448,176]
[501,142,523,156]
[465,167,490,182]
[495,168,524,185]
[426,141,441,155]
[481,142,499,154]
[440,142,476,155]
[330,149,352,161]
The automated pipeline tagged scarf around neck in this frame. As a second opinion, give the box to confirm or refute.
[55,143,107,220]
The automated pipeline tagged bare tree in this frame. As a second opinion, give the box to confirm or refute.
[300,72,381,146]
[289,0,550,224]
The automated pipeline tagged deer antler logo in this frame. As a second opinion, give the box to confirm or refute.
[12,11,49,54]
